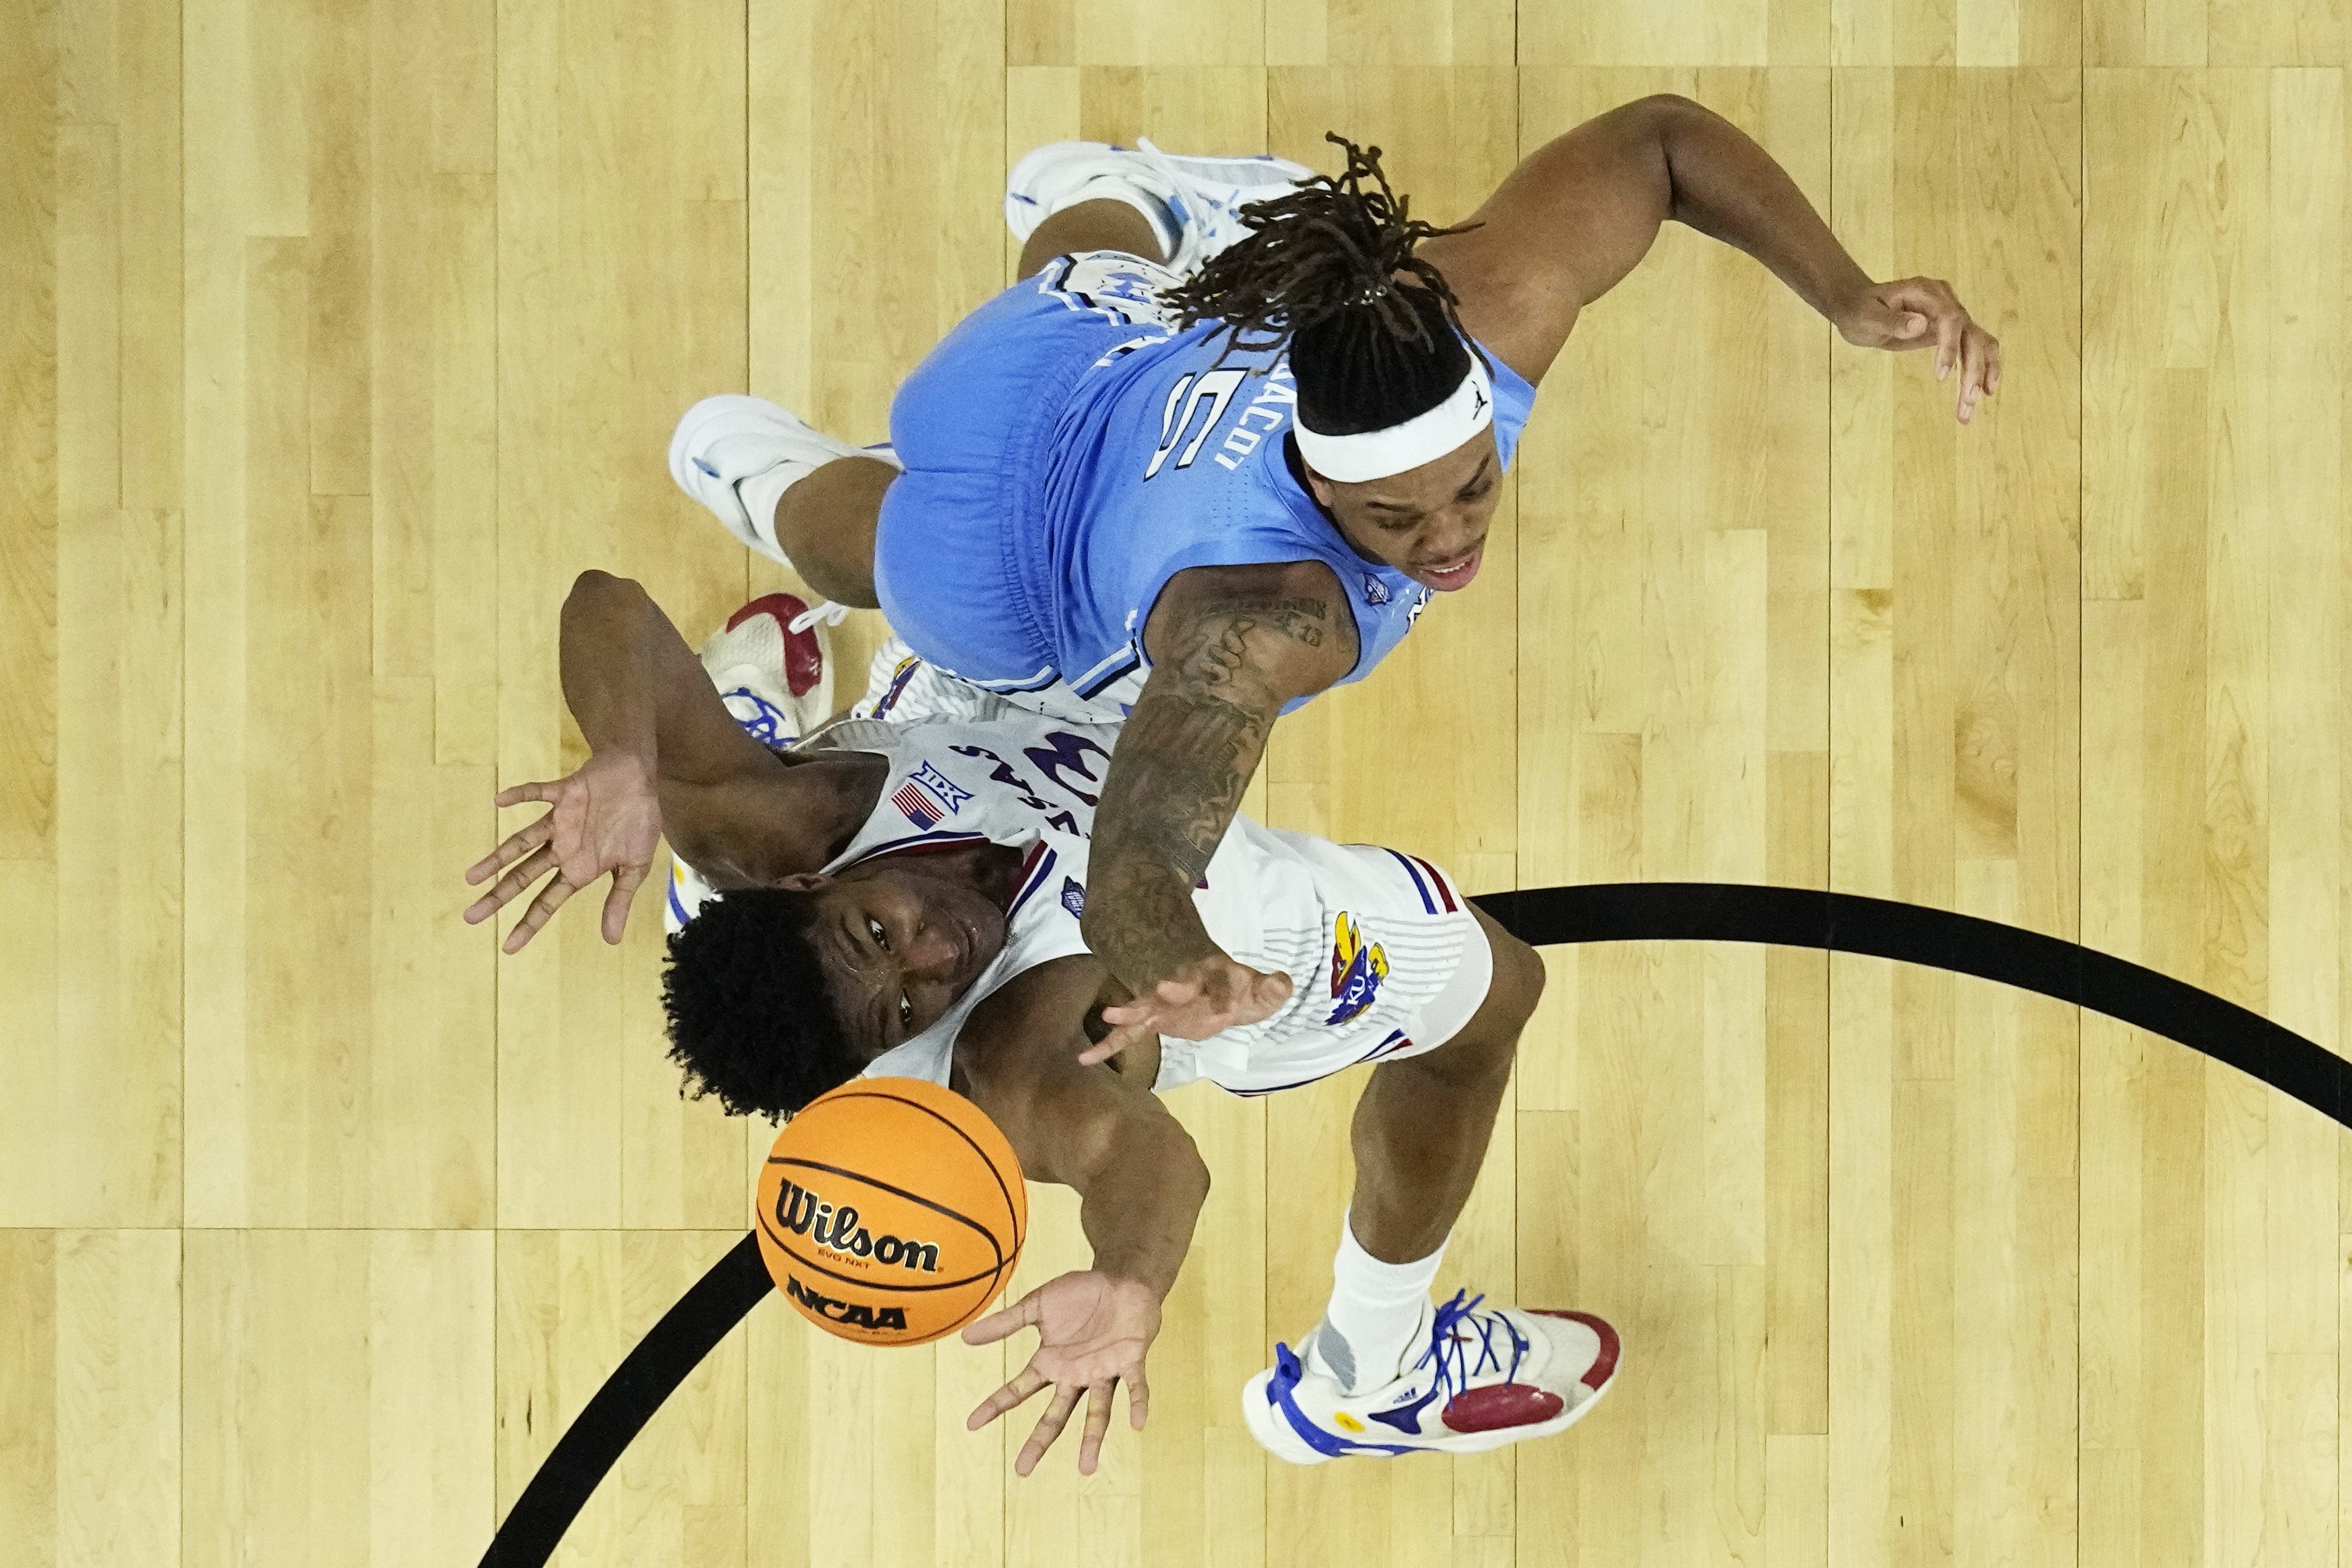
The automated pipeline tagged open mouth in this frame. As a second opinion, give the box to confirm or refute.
[1419,548,1483,591]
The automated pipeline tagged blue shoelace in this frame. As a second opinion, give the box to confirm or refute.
[1266,1289,1533,1458]
[1418,1289,1531,1395]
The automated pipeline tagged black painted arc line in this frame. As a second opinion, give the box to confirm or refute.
[475,1232,775,1568]
[474,880,2352,1567]
[1469,882,2350,1129]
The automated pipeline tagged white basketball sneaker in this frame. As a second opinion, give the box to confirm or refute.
[1005,139,1313,276]
[667,394,891,597]
[666,591,844,936]
[1241,1290,1620,1463]
[697,592,840,750]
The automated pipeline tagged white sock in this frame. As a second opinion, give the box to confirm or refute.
[1313,1211,1446,1395]
[731,464,798,564]
[1058,176,1178,263]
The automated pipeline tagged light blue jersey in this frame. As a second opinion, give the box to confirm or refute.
[873,252,1536,723]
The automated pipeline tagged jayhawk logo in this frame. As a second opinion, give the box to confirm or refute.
[1326,912,1390,1026]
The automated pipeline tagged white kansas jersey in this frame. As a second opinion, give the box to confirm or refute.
[666,710,1491,1098]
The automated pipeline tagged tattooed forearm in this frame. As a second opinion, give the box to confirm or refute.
[1080,592,1336,989]
[1083,685,1268,984]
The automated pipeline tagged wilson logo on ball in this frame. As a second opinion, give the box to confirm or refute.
[783,1274,909,1334]
[771,1178,942,1273]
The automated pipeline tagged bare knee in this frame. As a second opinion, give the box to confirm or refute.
[1016,199,1168,279]
[772,456,893,608]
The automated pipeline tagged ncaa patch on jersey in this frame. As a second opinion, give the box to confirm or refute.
[1059,877,1087,919]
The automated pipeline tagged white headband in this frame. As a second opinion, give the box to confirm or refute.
[1291,355,1493,483]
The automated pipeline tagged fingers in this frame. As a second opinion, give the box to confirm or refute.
[493,780,560,810]
[966,1364,1050,1431]
[1014,1384,1084,1477]
[1861,296,1928,347]
[466,842,554,930]
[1966,326,2002,421]
[1931,303,1963,382]
[463,815,553,895]
[1077,1381,1117,1475]
[1098,975,1200,1034]
[1880,277,2001,423]
[601,862,646,945]
[1947,322,2002,424]
[961,1288,1044,1347]
[1127,1368,1150,1430]
[504,863,580,954]
[1075,1023,1148,1069]
[1253,968,1294,1012]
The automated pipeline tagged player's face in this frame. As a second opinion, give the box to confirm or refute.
[1307,427,1502,594]
[808,865,1008,1059]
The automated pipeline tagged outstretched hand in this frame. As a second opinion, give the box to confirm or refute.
[1835,275,2002,425]
[462,749,663,952]
[964,1271,1162,1476]
[1080,955,1293,1067]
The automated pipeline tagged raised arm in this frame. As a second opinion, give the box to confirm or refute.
[1424,93,2000,421]
[952,956,1213,1475]
[1078,558,1356,1039]
[464,573,834,950]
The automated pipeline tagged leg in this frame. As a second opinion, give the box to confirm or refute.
[1246,910,1617,1462]
[1017,198,1169,279]
[767,454,894,609]
[1346,906,1543,1262]
[758,199,1168,604]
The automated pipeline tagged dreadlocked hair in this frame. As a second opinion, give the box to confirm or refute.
[660,887,863,1120]
[1157,133,1482,440]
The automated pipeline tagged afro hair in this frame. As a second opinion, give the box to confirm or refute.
[660,887,866,1119]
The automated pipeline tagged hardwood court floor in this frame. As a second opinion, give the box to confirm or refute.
[4,1,2349,1564]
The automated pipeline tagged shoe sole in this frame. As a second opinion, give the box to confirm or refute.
[1003,141,1309,244]
[1240,1318,1622,1465]
[667,394,802,537]
[1004,142,1091,242]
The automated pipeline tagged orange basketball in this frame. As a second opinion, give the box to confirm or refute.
[755,1078,1028,1346]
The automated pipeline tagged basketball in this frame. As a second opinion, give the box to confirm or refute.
[755,1078,1028,1346]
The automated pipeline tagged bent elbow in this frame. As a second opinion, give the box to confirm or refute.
[1634,91,1706,125]
[568,568,643,601]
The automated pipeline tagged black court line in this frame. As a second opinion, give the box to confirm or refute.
[474,881,2349,1567]
[476,1233,773,1568]
[1470,882,2350,1128]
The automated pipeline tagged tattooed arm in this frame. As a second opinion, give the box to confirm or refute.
[1078,560,1359,1046]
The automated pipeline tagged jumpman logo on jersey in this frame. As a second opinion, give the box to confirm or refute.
[1094,271,1157,306]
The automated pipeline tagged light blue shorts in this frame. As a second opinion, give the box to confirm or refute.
[873,255,1174,695]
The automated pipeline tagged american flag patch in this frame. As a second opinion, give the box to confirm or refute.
[891,782,943,828]
[889,762,972,830]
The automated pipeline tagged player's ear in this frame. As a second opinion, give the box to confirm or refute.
[773,871,832,893]
[1299,462,1337,508]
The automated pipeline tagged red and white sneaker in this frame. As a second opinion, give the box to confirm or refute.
[1005,140,1313,276]
[668,592,844,936]
[697,592,842,750]
[1241,1289,1620,1463]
